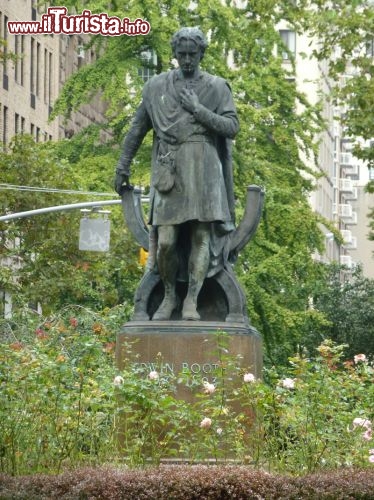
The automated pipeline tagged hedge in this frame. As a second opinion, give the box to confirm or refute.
[1,466,374,499]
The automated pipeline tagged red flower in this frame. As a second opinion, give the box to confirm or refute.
[69,317,78,328]
[92,322,103,334]
[35,328,48,340]
[9,341,23,351]
[103,342,115,353]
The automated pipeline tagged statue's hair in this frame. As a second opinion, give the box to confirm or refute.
[171,27,208,59]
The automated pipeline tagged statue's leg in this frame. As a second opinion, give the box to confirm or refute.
[145,225,158,272]
[182,221,210,321]
[152,225,179,320]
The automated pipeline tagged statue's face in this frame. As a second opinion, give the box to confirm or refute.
[175,39,201,77]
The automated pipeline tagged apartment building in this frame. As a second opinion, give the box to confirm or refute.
[332,54,374,277]
[0,1,110,317]
[346,150,374,278]
[279,23,374,276]
[0,0,107,145]
[278,24,339,263]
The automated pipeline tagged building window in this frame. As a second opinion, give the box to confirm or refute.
[44,49,52,105]
[30,38,41,97]
[138,49,156,82]
[2,14,9,89]
[2,15,8,71]
[31,0,37,21]
[15,36,19,82]
[369,167,374,180]
[21,116,25,134]
[20,35,25,85]
[30,38,35,93]
[279,30,296,60]
[36,42,40,97]
[77,38,85,69]
[2,105,8,145]
[15,113,19,134]
[44,49,48,103]
[48,52,52,105]
[14,35,25,85]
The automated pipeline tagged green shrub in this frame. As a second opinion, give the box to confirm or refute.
[1,306,373,476]
[0,305,125,474]
[1,466,374,499]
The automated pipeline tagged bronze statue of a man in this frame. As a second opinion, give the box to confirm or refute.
[115,27,239,321]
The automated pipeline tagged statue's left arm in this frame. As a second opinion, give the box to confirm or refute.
[180,80,239,139]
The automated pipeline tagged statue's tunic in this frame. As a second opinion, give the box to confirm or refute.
[119,69,239,228]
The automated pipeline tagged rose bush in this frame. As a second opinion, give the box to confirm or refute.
[1,309,373,475]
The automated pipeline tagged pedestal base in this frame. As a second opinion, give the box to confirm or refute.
[116,321,262,401]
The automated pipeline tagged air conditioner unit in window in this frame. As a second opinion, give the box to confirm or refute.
[338,204,353,219]
[346,211,357,225]
[340,152,353,166]
[339,178,353,192]
[340,255,352,267]
[345,164,359,177]
[346,236,357,250]
[341,229,352,244]
[345,187,358,200]
[77,45,85,59]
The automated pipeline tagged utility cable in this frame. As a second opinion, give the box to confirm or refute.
[0,183,114,197]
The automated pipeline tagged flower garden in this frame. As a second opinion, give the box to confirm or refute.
[0,305,373,498]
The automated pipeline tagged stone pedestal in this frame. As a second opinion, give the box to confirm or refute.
[116,320,262,402]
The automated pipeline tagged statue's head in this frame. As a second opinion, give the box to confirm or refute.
[171,27,208,61]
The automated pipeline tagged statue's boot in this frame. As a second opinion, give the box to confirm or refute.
[153,286,177,320]
[182,275,201,321]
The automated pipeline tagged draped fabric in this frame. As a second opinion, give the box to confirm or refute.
[119,69,239,277]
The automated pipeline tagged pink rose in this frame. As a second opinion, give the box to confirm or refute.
[113,375,124,386]
[281,378,295,389]
[148,370,159,380]
[200,417,212,429]
[243,373,256,383]
[203,381,216,394]
[354,353,367,364]
[353,417,371,430]
[369,455,374,463]
[363,429,372,441]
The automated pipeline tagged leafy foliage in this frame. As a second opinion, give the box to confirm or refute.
[1,306,373,475]
[0,305,125,475]
[301,0,374,238]
[2,466,374,499]
[45,0,332,364]
[311,265,374,360]
[0,135,142,314]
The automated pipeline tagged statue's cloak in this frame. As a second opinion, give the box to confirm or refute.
[140,70,239,277]
[142,70,237,227]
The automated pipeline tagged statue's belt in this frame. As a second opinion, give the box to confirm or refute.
[158,135,214,147]
[184,135,214,143]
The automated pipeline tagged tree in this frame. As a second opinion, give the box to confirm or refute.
[46,0,333,364]
[0,135,142,314]
[311,264,374,359]
[300,0,374,238]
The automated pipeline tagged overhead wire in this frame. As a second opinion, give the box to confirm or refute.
[0,183,114,197]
